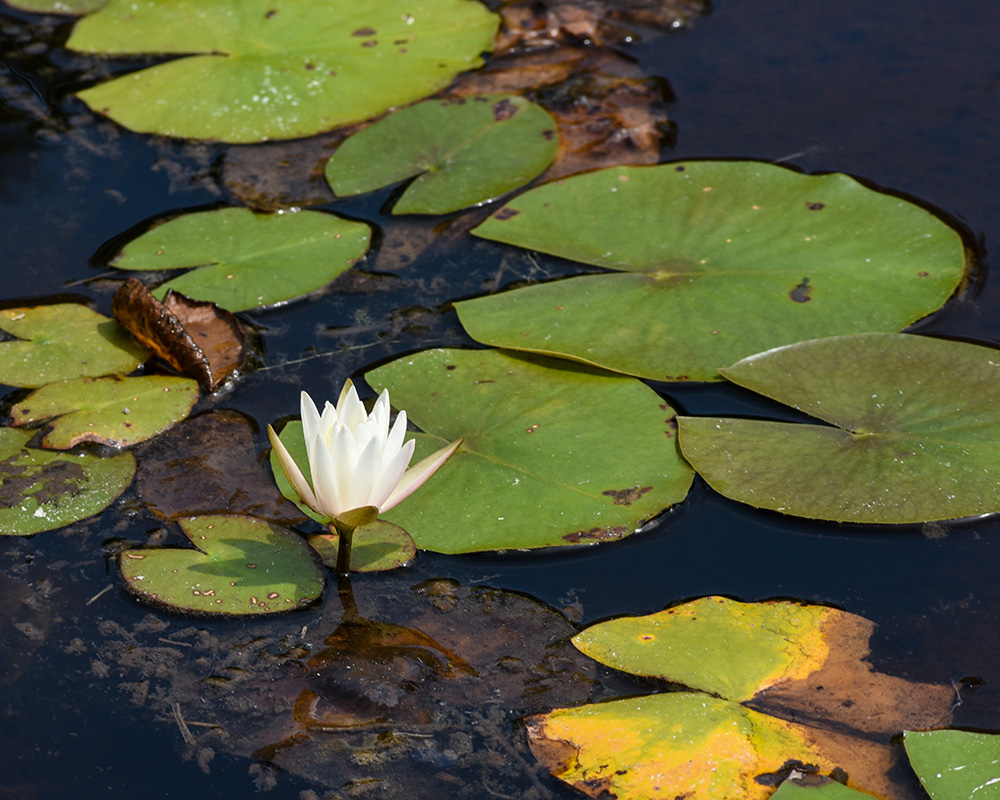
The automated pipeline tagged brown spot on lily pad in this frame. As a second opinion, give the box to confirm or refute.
[789,277,813,303]
[601,486,652,506]
[492,98,519,121]
[494,207,520,221]
[562,525,629,543]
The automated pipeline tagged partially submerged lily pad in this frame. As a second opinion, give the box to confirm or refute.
[308,520,416,573]
[678,333,1000,523]
[326,94,559,215]
[459,161,966,381]
[118,514,325,616]
[363,348,693,553]
[10,374,199,449]
[67,0,499,142]
[109,207,371,311]
[0,427,135,535]
[527,596,954,800]
[904,729,1000,800]
[0,303,147,388]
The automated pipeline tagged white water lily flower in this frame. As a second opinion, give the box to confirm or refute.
[268,380,461,521]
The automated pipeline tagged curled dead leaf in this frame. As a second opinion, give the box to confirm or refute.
[112,278,247,391]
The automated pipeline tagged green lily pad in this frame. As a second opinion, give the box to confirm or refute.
[678,333,1000,523]
[308,520,416,572]
[459,161,965,381]
[4,0,103,13]
[10,375,199,449]
[326,94,559,215]
[0,427,135,535]
[770,775,881,800]
[527,596,955,800]
[904,729,1000,800]
[363,348,693,553]
[67,0,499,143]
[0,304,148,388]
[118,514,325,615]
[110,207,371,311]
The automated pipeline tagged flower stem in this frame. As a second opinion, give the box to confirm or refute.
[331,521,356,575]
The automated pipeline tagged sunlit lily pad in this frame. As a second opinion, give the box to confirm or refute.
[527,596,954,800]
[459,161,965,381]
[0,427,135,535]
[109,207,370,311]
[904,729,1000,800]
[118,514,325,615]
[0,304,147,388]
[362,348,693,553]
[10,375,199,449]
[309,520,416,572]
[771,774,881,800]
[67,0,499,142]
[678,333,1000,523]
[4,0,103,12]
[326,94,558,215]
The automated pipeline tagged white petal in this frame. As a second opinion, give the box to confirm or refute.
[338,382,366,428]
[382,410,407,465]
[309,431,343,518]
[382,438,463,512]
[371,438,414,509]
[330,424,358,502]
[371,389,391,440]
[336,379,354,412]
[268,425,320,513]
[300,392,322,459]
[350,435,384,509]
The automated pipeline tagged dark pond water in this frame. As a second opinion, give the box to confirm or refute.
[2,0,1000,797]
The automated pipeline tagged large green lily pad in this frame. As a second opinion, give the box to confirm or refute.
[361,348,693,553]
[527,596,954,800]
[459,161,965,381]
[904,729,1000,800]
[4,0,103,12]
[118,514,325,615]
[110,207,370,311]
[10,375,199,449]
[0,427,135,535]
[326,94,558,215]
[67,0,499,142]
[0,304,147,388]
[678,333,1000,523]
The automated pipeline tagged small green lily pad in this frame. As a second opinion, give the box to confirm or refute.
[459,161,965,381]
[364,348,694,553]
[10,375,199,449]
[110,207,371,311]
[904,730,1000,800]
[0,427,135,535]
[326,94,559,215]
[678,333,1000,523]
[118,514,325,615]
[67,0,499,142]
[308,520,416,572]
[771,776,881,800]
[0,304,148,388]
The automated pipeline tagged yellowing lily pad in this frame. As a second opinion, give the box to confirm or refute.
[119,514,325,616]
[678,333,1000,523]
[0,304,148,388]
[109,207,371,311]
[0,427,135,535]
[363,348,694,553]
[904,730,1000,800]
[527,596,955,800]
[67,0,499,142]
[326,94,559,215]
[10,375,199,449]
[459,161,966,381]
[308,520,416,573]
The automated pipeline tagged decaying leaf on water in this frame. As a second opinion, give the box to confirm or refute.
[10,374,198,449]
[527,596,955,800]
[91,577,596,796]
[0,303,147,388]
[112,278,247,392]
[135,409,308,526]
